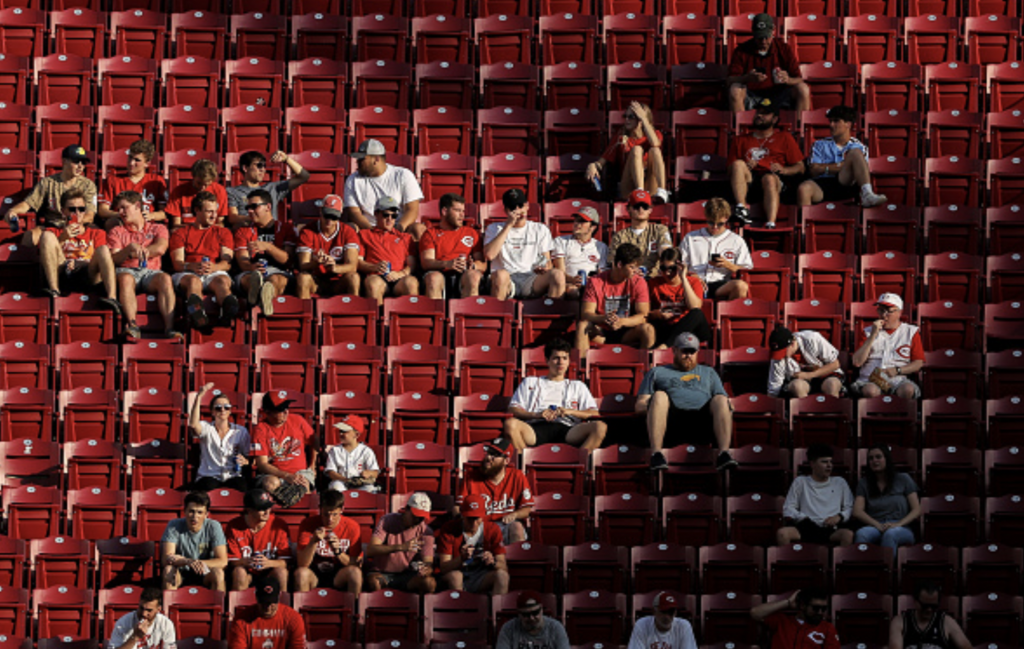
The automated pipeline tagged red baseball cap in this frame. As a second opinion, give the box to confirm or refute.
[653,591,679,613]
[628,188,652,207]
[322,194,343,217]
[462,494,487,518]
[333,414,366,435]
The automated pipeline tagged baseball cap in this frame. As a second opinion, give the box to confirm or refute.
[768,326,795,361]
[322,194,343,218]
[516,590,545,611]
[255,579,280,605]
[462,494,487,518]
[333,414,366,436]
[653,591,679,613]
[261,391,294,412]
[375,196,401,214]
[756,97,780,115]
[502,188,528,211]
[752,13,775,38]
[483,437,513,459]
[352,139,387,160]
[62,144,89,163]
[673,332,700,352]
[573,206,601,224]
[875,293,904,311]
[628,188,652,207]
[406,492,432,518]
[243,488,275,511]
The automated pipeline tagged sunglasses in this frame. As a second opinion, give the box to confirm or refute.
[252,162,266,169]
[631,203,651,211]
[877,306,898,314]
[662,265,679,275]
[212,405,232,411]
[519,609,542,619]
[66,206,88,213]
[246,203,266,211]
[324,212,343,221]
[380,211,399,218]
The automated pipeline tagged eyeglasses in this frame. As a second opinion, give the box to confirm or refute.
[66,206,88,213]
[212,405,232,411]
[877,306,898,314]
[246,203,266,211]
[519,609,543,619]
[631,203,651,211]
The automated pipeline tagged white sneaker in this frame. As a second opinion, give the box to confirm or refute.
[259,282,276,316]
[764,221,777,229]
[653,188,671,204]
[861,189,888,207]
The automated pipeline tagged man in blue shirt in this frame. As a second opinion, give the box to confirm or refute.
[636,332,737,472]
[797,105,887,208]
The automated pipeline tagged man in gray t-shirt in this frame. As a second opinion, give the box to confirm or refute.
[496,591,570,649]
[636,332,736,473]
[227,150,311,223]
[160,491,228,591]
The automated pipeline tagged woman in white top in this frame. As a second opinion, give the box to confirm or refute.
[189,382,251,492]
[503,338,606,451]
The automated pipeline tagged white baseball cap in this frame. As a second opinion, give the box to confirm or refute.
[875,293,904,311]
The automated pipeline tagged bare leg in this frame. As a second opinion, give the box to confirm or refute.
[565,420,607,450]
[424,271,445,299]
[647,146,667,193]
[620,323,657,349]
[797,180,824,206]
[118,273,139,324]
[503,418,537,450]
[489,270,511,300]
[728,83,748,113]
[363,274,387,305]
[92,246,117,299]
[39,231,63,292]
[461,269,483,297]
[296,273,316,300]
[729,160,752,206]
[838,148,871,189]
[646,391,671,452]
[710,394,732,452]
[619,145,644,197]
[792,81,812,113]
[394,275,420,297]
[151,273,176,331]
[761,173,781,224]
[531,269,566,298]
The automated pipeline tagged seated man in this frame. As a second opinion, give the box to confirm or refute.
[798,105,887,208]
[227,579,306,649]
[767,326,845,398]
[637,332,736,472]
[577,242,656,353]
[234,189,298,316]
[295,194,360,299]
[160,491,227,591]
[252,392,318,495]
[679,198,752,301]
[165,158,229,228]
[364,492,437,594]
[344,139,425,239]
[889,581,972,649]
[728,99,805,227]
[851,293,925,400]
[436,494,509,595]
[456,437,535,544]
[551,205,609,300]
[504,338,606,451]
[108,586,177,649]
[294,490,363,595]
[419,192,485,299]
[726,13,810,114]
[647,248,711,348]
[225,488,291,592]
[751,588,840,649]
[496,591,571,649]
[169,191,237,329]
[357,196,420,305]
[324,415,380,493]
[627,592,698,649]
[485,188,565,300]
[38,189,120,313]
[5,144,97,244]
[777,444,854,547]
[97,139,168,227]
[609,189,673,277]
[227,150,310,225]
[108,190,180,341]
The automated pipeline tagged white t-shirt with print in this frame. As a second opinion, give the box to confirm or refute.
[109,611,177,649]
[552,235,609,276]
[679,227,754,287]
[510,376,597,427]
[484,220,554,274]
[342,164,425,227]
[628,616,698,649]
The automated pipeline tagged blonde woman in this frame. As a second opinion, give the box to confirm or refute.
[586,101,669,203]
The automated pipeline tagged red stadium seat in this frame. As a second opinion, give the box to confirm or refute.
[701,592,761,645]
[291,13,347,62]
[897,543,959,596]
[921,493,981,546]
[988,350,1024,400]
[923,252,982,304]
[987,205,1024,257]
[123,389,185,444]
[0,587,26,637]
[861,251,917,307]
[125,441,186,493]
[917,300,980,352]
[225,57,284,110]
[844,16,899,67]
[0,56,28,106]
[858,396,919,448]
[188,342,250,394]
[222,104,282,153]
[524,444,588,496]
[738,250,794,304]
[29,536,90,589]
[631,542,696,596]
[768,542,830,594]
[962,592,1023,646]
[353,59,413,110]
[530,492,588,546]
[387,343,449,396]
[789,395,854,448]
[832,593,892,645]
[416,152,476,202]
[539,13,597,66]
[729,445,791,498]
[231,13,286,61]
[988,252,1024,302]
[562,590,626,646]
[412,15,470,65]
[963,543,1023,595]
[988,395,1024,449]
[925,63,982,113]
[359,590,420,644]
[659,445,720,497]
[95,539,155,590]
[475,15,532,67]
[785,14,839,64]
[544,108,606,158]
[66,488,127,542]
[987,493,1024,546]
[453,345,516,398]
[904,16,960,66]
[783,299,844,350]
[505,541,560,593]
[3,486,60,540]
[862,62,923,113]
[387,442,454,495]
[0,342,48,391]
[352,14,409,64]
[386,392,450,445]
[0,104,31,152]
[32,585,92,639]
[801,203,858,252]
[594,493,658,547]
[0,8,44,58]
[98,105,156,153]
[672,108,729,159]
[122,341,185,393]
[834,543,893,594]
[57,388,116,444]
[170,11,228,60]
[985,300,1024,352]
[603,13,657,66]
[165,587,225,640]
[424,591,488,646]
[478,106,541,157]
[289,57,346,109]
[545,61,602,112]
[254,342,317,393]
[592,445,652,497]
[730,393,785,448]
[318,295,378,347]
[63,440,122,491]
[0,388,53,443]
[452,394,510,446]
[480,62,538,111]
[414,107,473,157]
[922,205,983,257]
[923,445,983,496]
[563,543,628,594]
[922,395,982,446]
[927,110,982,158]
[36,102,93,152]
[727,493,785,547]
[131,487,183,543]
[319,343,382,396]
[584,345,648,399]
[0,439,59,489]
[110,10,166,61]
[662,492,722,547]
[320,392,382,447]
[349,106,410,156]
[966,15,1022,65]
[925,157,984,207]
[865,109,922,159]
[607,61,666,112]
[717,298,778,350]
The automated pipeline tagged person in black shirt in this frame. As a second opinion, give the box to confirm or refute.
[888,581,971,649]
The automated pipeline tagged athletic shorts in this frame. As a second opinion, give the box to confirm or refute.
[115,267,164,292]
[811,176,859,202]
[172,270,230,290]
[664,402,716,448]
[236,268,292,287]
[461,566,493,594]
[509,272,540,299]
[795,518,846,545]
[529,421,573,445]
[368,570,417,591]
[60,264,96,293]
[850,377,921,399]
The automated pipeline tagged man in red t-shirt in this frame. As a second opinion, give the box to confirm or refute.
[252,392,318,495]
[728,100,806,227]
[357,196,419,305]
[294,490,363,594]
[165,158,230,229]
[234,188,297,317]
[169,190,236,329]
[577,242,655,354]
[751,588,840,649]
[420,192,485,299]
[456,437,535,545]
[98,140,168,227]
[38,188,121,312]
[295,194,360,299]
[647,247,712,348]
[436,494,509,595]
[226,489,292,592]
[227,580,305,649]
[726,13,810,114]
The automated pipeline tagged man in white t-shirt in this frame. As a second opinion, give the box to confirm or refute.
[678,197,753,301]
[628,591,698,649]
[343,139,425,239]
[551,205,609,300]
[108,586,177,649]
[484,188,565,300]
[503,338,606,450]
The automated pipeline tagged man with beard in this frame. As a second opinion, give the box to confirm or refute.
[628,592,697,649]
[798,105,887,208]
[343,139,425,239]
[295,194,360,298]
[637,332,736,472]
[777,444,854,547]
[727,99,804,227]
[227,579,305,649]
[420,192,485,299]
[436,494,509,595]
[108,587,176,649]
[225,488,291,592]
[889,581,972,649]
[551,205,609,300]
[726,13,810,114]
[456,437,535,544]
[227,150,310,223]
[751,588,840,649]
[495,591,570,649]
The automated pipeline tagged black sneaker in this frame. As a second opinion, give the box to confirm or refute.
[41,287,61,299]
[99,296,122,316]
[733,204,752,225]
[187,294,209,330]
[650,451,668,471]
[716,451,738,471]
[219,294,240,325]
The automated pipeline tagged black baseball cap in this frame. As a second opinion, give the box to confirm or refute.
[244,488,274,511]
[255,579,280,605]
[502,188,528,211]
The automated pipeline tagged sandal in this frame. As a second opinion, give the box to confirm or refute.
[165,329,185,342]
[99,296,122,316]
[124,322,141,343]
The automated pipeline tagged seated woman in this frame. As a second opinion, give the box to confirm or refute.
[189,382,250,492]
[646,248,711,349]
[851,444,920,552]
[586,101,668,203]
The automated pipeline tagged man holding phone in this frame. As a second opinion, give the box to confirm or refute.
[678,198,753,302]
[484,188,565,300]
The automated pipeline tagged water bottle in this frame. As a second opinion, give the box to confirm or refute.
[8,216,19,234]
[592,176,602,193]
[139,253,147,269]
[578,270,588,287]
[232,444,241,475]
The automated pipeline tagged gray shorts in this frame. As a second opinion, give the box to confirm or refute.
[461,565,493,594]
[850,376,921,398]
[296,468,316,486]
[236,268,293,287]
[509,271,540,299]
[496,520,526,545]
[116,267,164,292]
[172,270,230,290]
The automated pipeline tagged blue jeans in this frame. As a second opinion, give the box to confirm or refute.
[854,524,915,551]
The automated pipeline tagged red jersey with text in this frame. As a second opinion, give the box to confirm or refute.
[165,182,229,224]
[764,613,840,649]
[46,226,107,261]
[420,225,481,262]
[100,173,168,213]
[358,227,414,271]
[251,415,314,475]
[297,221,359,275]
[729,130,804,174]
[583,270,651,328]
[227,603,305,649]
[169,224,233,264]
[225,514,292,562]
[457,467,535,522]
[234,220,298,269]
[297,514,363,566]
[648,275,704,324]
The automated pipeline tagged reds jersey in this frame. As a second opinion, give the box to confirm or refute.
[225,514,292,562]
[234,220,298,269]
[99,173,168,213]
[420,225,481,262]
[457,466,535,522]
[297,515,362,569]
[357,227,414,271]
[856,322,925,382]
[165,182,229,225]
[729,130,804,174]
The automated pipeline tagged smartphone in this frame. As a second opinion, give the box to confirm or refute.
[710,253,723,262]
